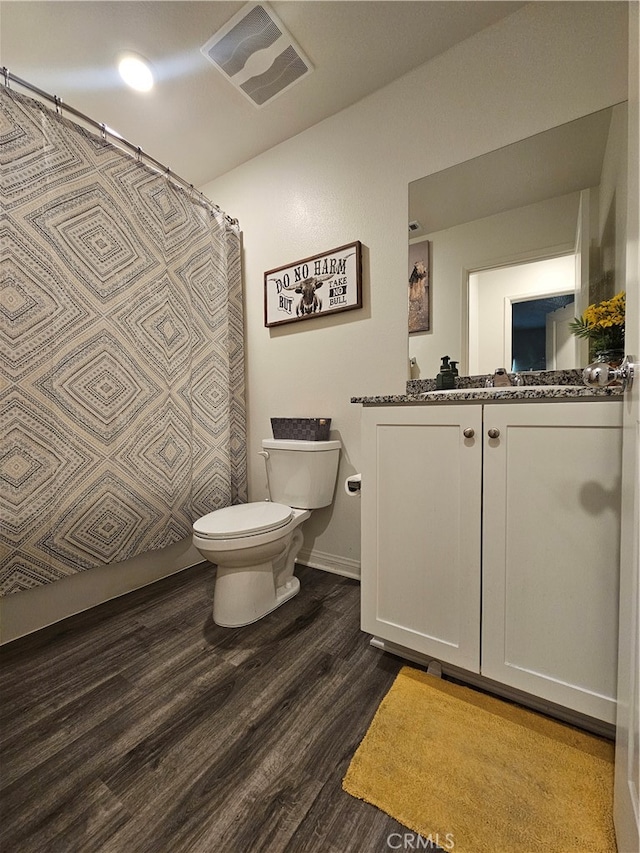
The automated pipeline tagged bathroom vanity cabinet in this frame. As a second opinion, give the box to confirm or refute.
[360,400,622,724]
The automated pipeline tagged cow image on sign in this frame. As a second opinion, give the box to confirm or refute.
[278,273,334,316]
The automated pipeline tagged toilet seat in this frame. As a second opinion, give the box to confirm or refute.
[193,502,293,541]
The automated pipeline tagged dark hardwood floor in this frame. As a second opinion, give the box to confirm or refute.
[0,563,412,853]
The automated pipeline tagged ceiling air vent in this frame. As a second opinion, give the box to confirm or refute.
[408,220,422,233]
[201,2,313,108]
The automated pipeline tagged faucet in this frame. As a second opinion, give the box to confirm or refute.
[485,368,523,387]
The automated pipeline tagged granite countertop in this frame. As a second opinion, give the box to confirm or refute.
[351,369,625,404]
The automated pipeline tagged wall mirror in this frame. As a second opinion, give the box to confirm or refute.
[408,102,628,378]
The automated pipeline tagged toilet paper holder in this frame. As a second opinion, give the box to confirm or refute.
[345,473,362,495]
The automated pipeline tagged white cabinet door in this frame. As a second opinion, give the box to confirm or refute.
[361,405,483,671]
[482,401,623,723]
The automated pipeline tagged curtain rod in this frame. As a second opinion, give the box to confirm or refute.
[1,67,239,229]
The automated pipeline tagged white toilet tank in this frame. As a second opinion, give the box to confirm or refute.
[261,439,341,509]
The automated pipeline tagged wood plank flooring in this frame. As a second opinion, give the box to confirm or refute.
[0,563,415,853]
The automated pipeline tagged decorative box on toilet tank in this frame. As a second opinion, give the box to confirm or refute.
[270,418,331,441]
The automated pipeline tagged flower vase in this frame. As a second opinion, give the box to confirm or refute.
[594,349,625,368]
[590,349,625,386]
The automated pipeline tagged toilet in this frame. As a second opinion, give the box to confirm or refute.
[192,438,341,627]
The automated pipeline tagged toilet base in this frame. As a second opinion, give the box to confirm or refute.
[213,562,301,628]
[214,573,300,628]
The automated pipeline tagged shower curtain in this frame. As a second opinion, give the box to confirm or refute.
[0,86,246,596]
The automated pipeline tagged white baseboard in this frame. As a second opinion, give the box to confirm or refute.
[296,548,361,580]
[0,539,204,645]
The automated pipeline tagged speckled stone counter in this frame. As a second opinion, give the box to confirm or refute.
[351,369,624,404]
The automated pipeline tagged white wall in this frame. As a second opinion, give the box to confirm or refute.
[201,2,628,578]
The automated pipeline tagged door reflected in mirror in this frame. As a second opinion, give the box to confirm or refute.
[408,103,627,378]
[468,254,578,374]
[513,293,575,372]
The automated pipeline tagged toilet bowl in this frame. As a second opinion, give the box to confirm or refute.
[192,438,340,627]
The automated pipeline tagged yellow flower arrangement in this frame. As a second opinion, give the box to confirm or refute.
[569,291,625,353]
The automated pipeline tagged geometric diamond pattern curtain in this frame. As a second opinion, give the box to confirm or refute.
[0,87,246,596]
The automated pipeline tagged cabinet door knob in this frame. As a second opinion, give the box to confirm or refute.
[463,428,475,438]
[487,428,500,439]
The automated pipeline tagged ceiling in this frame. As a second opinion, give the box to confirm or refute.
[0,1,524,187]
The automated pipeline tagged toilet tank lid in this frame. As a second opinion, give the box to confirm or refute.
[262,439,341,451]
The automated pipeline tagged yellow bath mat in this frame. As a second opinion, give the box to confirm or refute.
[342,666,616,853]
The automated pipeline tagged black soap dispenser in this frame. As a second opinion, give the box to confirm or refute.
[436,355,455,390]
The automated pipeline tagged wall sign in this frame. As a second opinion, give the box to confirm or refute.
[264,241,362,327]
[408,239,431,333]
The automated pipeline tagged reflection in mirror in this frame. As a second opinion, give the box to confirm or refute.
[512,293,575,372]
[468,255,578,373]
[408,103,628,378]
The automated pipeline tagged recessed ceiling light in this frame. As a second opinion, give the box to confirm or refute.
[118,54,154,92]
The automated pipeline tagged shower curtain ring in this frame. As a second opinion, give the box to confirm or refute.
[136,146,142,162]
[100,123,106,141]
[54,95,60,115]
[2,67,9,88]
